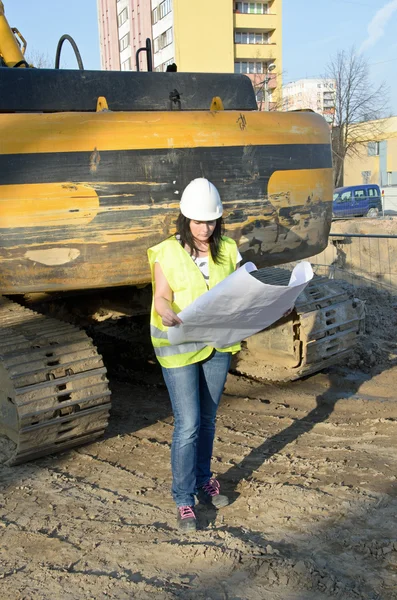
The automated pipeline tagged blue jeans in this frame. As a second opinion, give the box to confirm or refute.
[161,350,232,507]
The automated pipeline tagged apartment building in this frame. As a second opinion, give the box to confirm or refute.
[97,0,152,71]
[282,78,336,123]
[97,0,282,106]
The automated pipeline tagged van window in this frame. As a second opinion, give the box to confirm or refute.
[368,188,379,197]
[353,189,366,199]
[338,191,352,202]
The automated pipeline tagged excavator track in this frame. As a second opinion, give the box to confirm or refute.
[234,268,366,382]
[0,297,111,465]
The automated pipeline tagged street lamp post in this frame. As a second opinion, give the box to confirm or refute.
[264,62,276,112]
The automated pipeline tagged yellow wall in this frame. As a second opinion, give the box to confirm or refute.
[270,1,282,104]
[234,13,278,30]
[173,0,234,72]
[387,138,397,172]
[344,117,397,186]
[344,154,380,186]
[173,0,282,104]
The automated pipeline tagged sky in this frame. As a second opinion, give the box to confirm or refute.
[283,0,397,114]
[3,0,397,114]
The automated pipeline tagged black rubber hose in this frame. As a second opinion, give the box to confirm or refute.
[55,35,84,70]
[12,59,30,68]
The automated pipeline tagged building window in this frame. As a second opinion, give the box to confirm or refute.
[234,61,268,74]
[235,31,269,44]
[235,2,268,14]
[118,7,128,27]
[152,7,158,24]
[163,58,175,71]
[153,27,173,53]
[367,141,380,157]
[119,33,130,52]
[155,58,176,72]
[387,172,392,186]
[361,171,371,184]
[159,0,172,20]
[121,57,131,71]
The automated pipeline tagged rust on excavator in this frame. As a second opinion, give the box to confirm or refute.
[0,109,333,293]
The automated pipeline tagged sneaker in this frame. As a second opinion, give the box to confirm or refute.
[197,478,229,508]
[177,506,196,532]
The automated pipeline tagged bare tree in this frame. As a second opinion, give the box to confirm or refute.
[326,48,388,187]
[25,49,53,69]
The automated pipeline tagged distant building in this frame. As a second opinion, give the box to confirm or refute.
[97,0,152,72]
[282,78,336,123]
[344,117,397,187]
[343,116,397,211]
[97,0,283,108]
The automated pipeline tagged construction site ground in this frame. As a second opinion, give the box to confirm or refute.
[1,218,397,600]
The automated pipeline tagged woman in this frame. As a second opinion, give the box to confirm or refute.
[147,178,242,532]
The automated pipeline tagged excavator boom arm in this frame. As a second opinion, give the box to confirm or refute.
[0,1,26,67]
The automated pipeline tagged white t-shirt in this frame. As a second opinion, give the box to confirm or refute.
[155,235,242,286]
[191,251,242,284]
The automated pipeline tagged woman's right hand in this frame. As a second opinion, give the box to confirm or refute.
[153,263,183,327]
[161,309,183,327]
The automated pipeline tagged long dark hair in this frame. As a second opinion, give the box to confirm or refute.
[175,213,225,264]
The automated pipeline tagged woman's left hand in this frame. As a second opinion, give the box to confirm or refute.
[161,309,183,327]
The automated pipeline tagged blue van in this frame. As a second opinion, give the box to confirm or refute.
[332,184,382,218]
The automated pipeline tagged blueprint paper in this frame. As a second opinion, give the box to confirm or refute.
[167,261,313,348]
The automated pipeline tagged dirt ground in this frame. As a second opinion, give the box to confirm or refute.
[1,280,397,600]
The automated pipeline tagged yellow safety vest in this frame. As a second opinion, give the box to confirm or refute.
[147,235,241,368]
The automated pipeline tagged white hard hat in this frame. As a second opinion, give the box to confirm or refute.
[180,178,223,221]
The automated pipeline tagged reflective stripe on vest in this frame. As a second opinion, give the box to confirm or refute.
[154,341,207,357]
[150,325,208,357]
[150,325,168,339]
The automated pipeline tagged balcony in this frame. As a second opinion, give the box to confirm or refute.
[234,12,278,31]
[234,43,277,61]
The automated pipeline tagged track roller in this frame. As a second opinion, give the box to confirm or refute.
[0,297,111,464]
[234,268,365,382]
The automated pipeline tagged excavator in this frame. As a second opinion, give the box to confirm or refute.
[0,2,365,464]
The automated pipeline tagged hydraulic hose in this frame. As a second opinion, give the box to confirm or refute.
[12,59,29,68]
[55,34,84,70]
